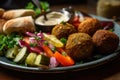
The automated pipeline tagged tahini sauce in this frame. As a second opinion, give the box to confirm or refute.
[35,11,69,26]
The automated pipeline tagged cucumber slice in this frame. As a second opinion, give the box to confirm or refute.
[13,45,19,56]
[34,54,50,66]
[25,53,37,66]
[6,48,15,59]
[6,45,19,59]
[14,47,28,63]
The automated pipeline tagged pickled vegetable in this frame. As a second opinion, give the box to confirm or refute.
[6,48,16,59]
[6,45,19,59]
[14,47,28,63]
[25,52,37,66]
[34,54,50,66]
[43,33,64,47]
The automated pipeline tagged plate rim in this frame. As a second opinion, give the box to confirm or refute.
[0,14,120,73]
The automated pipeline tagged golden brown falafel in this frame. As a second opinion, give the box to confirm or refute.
[92,30,119,54]
[51,23,76,39]
[65,33,93,61]
[78,18,101,36]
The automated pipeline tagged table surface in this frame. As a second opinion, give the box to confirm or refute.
[1,3,120,80]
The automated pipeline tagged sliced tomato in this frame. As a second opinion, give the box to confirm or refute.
[73,16,80,23]
[72,16,80,28]
[23,37,30,44]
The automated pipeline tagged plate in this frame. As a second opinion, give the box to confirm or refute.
[0,14,120,73]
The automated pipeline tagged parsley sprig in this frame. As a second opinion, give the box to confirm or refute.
[0,33,22,51]
[25,1,50,16]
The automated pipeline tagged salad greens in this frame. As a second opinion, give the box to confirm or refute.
[25,1,50,16]
[0,33,22,52]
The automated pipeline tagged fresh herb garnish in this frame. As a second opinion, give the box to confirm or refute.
[0,33,23,51]
[25,1,50,16]
[43,41,48,45]
[30,43,37,47]
[61,21,67,25]
[60,38,67,44]
[51,47,56,52]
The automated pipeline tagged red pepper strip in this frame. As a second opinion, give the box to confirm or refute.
[30,47,42,53]
[54,51,75,66]
[19,40,31,51]
[23,37,30,44]
[41,44,54,57]
[72,16,80,28]
[19,40,42,54]
[73,22,80,28]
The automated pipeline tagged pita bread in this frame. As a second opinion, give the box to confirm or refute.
[3,9,36,20]
[3,16,36,34]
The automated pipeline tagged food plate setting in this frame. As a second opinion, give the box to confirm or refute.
[0,1,120,73]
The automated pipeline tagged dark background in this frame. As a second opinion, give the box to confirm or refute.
[0,0,87,9]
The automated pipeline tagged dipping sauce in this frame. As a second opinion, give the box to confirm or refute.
[35,11,69,26]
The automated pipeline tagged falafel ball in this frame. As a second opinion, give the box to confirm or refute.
[65,33,93,61]
[92,30,119,54]
[51,23,76,39]
[78,18,101,36]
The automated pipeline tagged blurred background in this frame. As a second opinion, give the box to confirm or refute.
[0,0,87,9]
[0,0,120,19]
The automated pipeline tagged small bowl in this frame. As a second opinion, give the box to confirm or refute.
[35,8,72,32]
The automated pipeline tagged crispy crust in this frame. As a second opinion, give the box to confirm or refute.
[65,33,93,61]
[78,18,101,36]
[92,30,119,54]
[52,23,76,39]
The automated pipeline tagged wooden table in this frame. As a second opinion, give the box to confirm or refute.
[0,3,120,80]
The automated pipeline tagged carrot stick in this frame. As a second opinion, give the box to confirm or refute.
[42,44,54,57]
[54,51,75,66]
[57,47,65,53]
